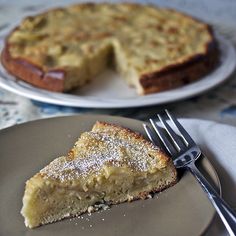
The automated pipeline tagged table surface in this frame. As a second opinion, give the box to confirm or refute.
[0,1,235,235]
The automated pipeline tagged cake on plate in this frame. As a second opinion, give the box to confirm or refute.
[1,3,218,95]
[21,121,177,228]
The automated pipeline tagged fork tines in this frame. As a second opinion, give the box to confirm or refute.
[144,109,195,157]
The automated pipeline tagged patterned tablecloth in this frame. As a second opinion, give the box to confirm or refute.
[0,1,236,235]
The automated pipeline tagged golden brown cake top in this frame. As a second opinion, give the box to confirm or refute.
[39,122,169,183]
[7,3,213,75]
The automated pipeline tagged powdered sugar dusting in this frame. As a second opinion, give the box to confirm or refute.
[40,131,160,181]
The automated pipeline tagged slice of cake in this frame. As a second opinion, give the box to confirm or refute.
[21,122,177,228]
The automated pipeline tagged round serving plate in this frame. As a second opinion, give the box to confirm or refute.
[0,115,222,236]
[0,33,235,108]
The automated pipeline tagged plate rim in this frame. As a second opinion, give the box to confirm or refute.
[0,114,222,236]
[0,33,235,108]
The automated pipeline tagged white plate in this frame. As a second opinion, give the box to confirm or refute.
[0,34,235,108]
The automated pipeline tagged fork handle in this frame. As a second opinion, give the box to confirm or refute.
[187,162,236,236]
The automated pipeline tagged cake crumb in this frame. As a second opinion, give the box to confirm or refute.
[88,206,95,213]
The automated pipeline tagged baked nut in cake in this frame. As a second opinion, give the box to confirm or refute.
[21,122,177,228]
[1,3,218,95]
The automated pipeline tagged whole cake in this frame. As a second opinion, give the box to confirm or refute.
[1,3,218,95]
[21,122,177,228]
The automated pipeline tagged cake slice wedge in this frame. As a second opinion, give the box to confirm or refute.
[21,121,177,228]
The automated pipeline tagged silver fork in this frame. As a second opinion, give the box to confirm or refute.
[143,109,236,236]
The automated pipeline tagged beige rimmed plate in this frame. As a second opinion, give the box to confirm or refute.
[0,115,220,236]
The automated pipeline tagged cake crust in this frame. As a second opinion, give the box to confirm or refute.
[1,41,65,91]
[1,3,218,94]
[140,37,218,94]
